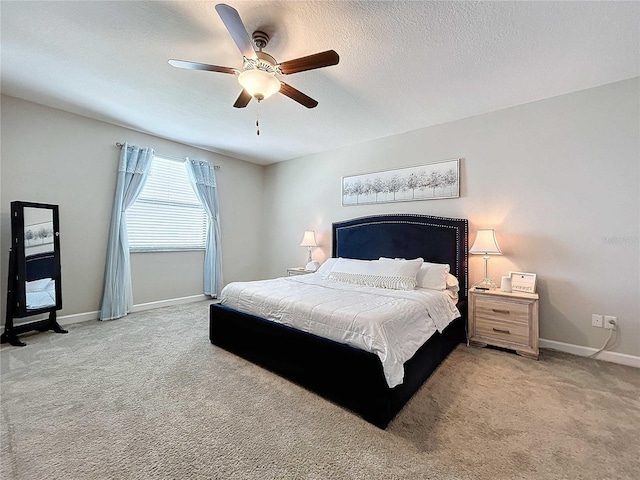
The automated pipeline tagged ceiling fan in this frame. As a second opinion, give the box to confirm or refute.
[168,3,339,109]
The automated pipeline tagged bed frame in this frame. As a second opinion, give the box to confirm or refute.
[209,214,468,428]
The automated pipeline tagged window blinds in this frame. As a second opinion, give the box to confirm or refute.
[127,157,207,251]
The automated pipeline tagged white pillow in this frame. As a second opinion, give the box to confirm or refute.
[415,262,450,291]
[446,273,460,293]
[328,257,423,290]
[316,258,339,278]
[373,257,425,277]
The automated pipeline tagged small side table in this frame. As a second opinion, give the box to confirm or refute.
[468,289,539,359]
[287,267,313,276]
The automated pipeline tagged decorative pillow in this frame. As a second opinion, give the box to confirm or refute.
[328,257,423,290]
[415,262,450,291]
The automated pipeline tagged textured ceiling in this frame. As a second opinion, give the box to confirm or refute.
[1,1,638,165]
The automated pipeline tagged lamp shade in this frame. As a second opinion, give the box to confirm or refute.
[469,229,502,255]
[238,70,281,101]
[300,230,318,247]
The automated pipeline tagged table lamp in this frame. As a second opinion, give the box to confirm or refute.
[300,230,319,271]
[469,229,502,289]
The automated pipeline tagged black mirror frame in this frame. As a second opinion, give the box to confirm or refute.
[13,201,63,317]
[1,201,67,346]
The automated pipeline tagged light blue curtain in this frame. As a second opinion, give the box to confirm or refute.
[186,158,223,297]
[100,143,154,320]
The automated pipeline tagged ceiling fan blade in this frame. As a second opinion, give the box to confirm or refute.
[168,59,237,74]
[233,89,252,108]
[215,4,257,60]
[278,50,339,75]
[279,82,318,109]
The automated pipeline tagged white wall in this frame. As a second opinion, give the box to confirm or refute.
[1,95,264,319]
[263,78,640,357]
[3,80,638,359]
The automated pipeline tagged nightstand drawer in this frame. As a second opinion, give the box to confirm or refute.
[475,297,530,324]
[475,317,529,345]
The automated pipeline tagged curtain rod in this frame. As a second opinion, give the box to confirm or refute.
[115,142,220,169]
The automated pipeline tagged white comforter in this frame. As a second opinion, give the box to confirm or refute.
[220,274,460,388]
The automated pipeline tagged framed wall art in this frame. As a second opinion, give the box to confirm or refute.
[342,158,459,206]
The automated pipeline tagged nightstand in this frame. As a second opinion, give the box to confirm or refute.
[468,289,539,359]
[287,267,313,276]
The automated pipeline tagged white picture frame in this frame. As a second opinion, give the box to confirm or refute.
[509,271,537,294]
[342,158,460,206]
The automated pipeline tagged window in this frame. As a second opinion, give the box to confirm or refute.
[127,156,207,252]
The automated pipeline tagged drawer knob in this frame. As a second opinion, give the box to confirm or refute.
[492,308,510,314]
[493,327,511,334]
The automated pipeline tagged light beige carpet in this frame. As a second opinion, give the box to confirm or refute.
[1,301,638,479]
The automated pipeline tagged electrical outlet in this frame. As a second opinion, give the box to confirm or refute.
[591,314,603,327]
[604,315,617,330]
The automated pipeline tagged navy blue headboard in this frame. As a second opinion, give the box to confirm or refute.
[332,214,468,299]
[25,252,56,282]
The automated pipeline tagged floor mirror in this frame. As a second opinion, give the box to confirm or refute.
[1,201,66,346]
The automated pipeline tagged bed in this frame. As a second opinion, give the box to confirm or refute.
[209,213,468,428]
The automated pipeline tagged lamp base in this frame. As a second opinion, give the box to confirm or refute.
[472,278,498,290]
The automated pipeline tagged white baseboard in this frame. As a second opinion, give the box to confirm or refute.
[58,310,100,326]
[58,294,211,326]
[130,294,210,313]
[540,338,640,368]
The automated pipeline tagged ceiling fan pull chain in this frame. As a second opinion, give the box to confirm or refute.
[256,99,261,136]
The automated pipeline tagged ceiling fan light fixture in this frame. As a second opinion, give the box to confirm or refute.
[170,4,338,110]
[238,69,281,101]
